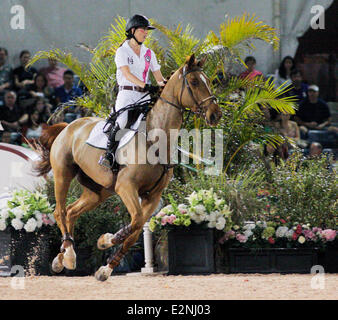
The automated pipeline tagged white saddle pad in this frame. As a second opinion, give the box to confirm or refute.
[86,114,143,150]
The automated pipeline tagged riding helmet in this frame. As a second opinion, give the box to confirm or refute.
[125,14,155,32]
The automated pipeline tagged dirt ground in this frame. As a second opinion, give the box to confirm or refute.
[0,273,337,300]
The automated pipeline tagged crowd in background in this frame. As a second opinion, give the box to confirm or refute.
[0,47,337,162]
[0,48,85,145]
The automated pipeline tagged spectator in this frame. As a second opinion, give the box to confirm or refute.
[0,48,13,104]
[239,56,263,80]
[0,91,28,144]
[288,69,308,105]
[26,72,55,106]
[29,97,52,123]
[22,108,47,143]
[54,70,82,121]
[55,70,82,104]
[39,58,66,89]
[13,50,38,91]
[309,142,323,157]
[274,55,296,88]
[294,85,331,134]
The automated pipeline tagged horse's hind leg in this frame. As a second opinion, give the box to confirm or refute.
[51,166,76,273]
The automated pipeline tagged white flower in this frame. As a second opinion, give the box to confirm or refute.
[207,212,217,222]
[186,191,198,204]
[48,214,56,224]
[215,199,225,208]
[194,204,206,215]
[11,207,25,219]
[178,204,188,210]
[286,229,295,240]
[162,205,173,214]
[243,223,255,231]
[276,226,289,238]
[11,218,24,230]
[24,218,37,232]
[298,236,306,244]
[0,218,7,231]
[207,221,216,229]
[215,217,226,230]
[0,209,9,220]
[256,221,267,228]
[244,230,253,238]
[33,211,43,228]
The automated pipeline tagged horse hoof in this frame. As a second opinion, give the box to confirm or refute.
[97,233,114,250]
[52,253,64,273]
[63,246,77,270]
[95,266,112,282]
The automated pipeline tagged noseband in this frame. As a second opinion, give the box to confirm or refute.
[159,66,217,121]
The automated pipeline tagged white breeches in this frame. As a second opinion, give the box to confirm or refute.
[111,90,148,129]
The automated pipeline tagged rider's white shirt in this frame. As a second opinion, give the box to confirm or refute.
[112,41,161,127]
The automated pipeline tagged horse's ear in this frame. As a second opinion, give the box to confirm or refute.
[197,55,207,68]
[185,54,196,70]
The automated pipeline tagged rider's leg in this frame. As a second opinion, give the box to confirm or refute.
[99,111,128,168]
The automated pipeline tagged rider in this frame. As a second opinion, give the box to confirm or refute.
[99,14,166,168]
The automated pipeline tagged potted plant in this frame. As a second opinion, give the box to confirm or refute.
[219,219,337,274]
[0,189,56,276]
[150,189,232,275]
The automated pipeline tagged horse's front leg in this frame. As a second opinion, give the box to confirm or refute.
[95,187,164,281]
[95,183,145,281]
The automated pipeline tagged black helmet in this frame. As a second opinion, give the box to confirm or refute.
[125,14,155,32]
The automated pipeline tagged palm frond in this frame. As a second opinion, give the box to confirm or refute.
[154,22,204,72]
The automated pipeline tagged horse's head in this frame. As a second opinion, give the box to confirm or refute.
[170,54,222,126]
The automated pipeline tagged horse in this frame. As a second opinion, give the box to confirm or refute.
[34,54,222,281]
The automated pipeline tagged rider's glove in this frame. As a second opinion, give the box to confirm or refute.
[144,84,160,95]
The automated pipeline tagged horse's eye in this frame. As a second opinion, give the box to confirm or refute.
[190,79,199,86]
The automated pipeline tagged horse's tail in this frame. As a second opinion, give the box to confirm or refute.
[32,122,68,176]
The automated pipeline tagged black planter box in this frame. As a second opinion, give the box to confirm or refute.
[168,225,215,275]
[229,248,318,274]
[0,229,51,276]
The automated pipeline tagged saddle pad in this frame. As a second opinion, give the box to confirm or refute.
[85,114,144,150]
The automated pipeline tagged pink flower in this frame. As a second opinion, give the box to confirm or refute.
[161,216,168,226]
[303,229,316,241]
[321,229,336,242]
[312,227,322,234]
[219,230,235,244]
[167,214,177,224]
[42,214,50,226]
[179,209,187,214]
[156,212,166,218]
[292,232,298,241]
[236,233,247,243]
[268,237,275,244]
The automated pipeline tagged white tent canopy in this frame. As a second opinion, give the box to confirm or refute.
[1,0,333,75]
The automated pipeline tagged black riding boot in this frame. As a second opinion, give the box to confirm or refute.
[99,122,121,169]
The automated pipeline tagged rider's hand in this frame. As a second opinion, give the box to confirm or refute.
[144,84,160,94]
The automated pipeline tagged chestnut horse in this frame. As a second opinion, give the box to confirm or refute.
[34,54,222,281]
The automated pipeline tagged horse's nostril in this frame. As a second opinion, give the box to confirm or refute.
[210,113,217,124]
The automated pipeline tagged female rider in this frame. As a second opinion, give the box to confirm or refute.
[99,14,166,168]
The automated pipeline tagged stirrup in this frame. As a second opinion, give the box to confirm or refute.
[99,153,114,169]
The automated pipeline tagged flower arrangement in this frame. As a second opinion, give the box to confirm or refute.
[0,189,56,233]
[219,217,337,248]
[186,189,232,230]
[149,195,191,232]
[149,189,233,232]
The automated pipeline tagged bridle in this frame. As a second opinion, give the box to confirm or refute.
[159,66,217,124]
